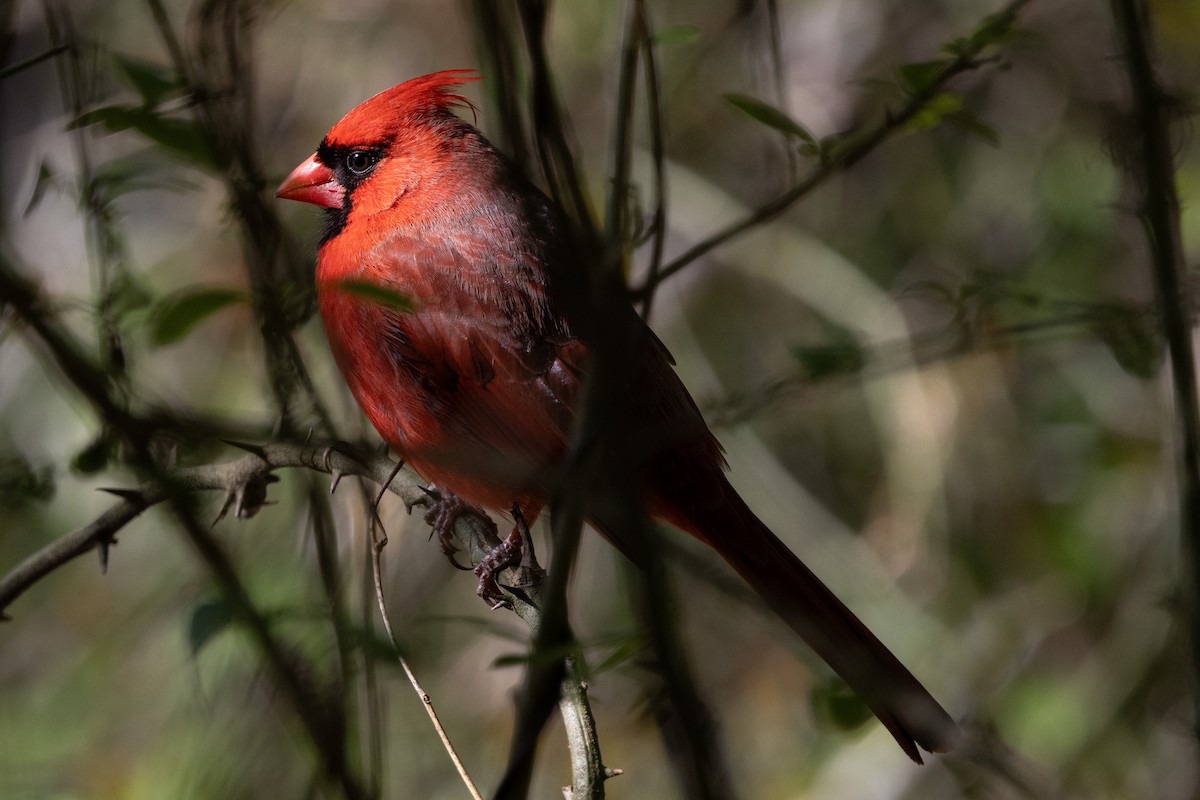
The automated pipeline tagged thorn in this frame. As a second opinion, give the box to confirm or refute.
[99,487,145,503]
[98,538,113,574]
[329,469,344,494]
[212,491,235,527]
[303,427,314,445]
[220,439,267,458]
[604,768,624,779]
[405,484,437,514]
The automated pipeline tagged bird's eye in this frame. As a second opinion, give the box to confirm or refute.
[345,150,377,176]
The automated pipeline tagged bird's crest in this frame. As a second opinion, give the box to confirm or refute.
[325,70,480,146]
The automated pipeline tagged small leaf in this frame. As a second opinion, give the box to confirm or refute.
[492,641,579,669]
[723,93,816,145]
[149,286,247,347]
[24,160,59,217]
[898,59,951,95]
[1092,309,1163,379]
[945,110,1000,145]
[967,11,1019,52]
[113,54,185,107]
[72,432,117,475]
[903,92,964,133]
[336,279,414,312]
[810,677,873,732]
[188,598,234,658]
[592,634,644,675]
[815,129,868,167]
[790,331,866,381]
[72,105,215,168]
[0,456,55,509]
[120,109,214,168]
[651,25,700,46]
[71,104,142,132]
[92,151,198,200]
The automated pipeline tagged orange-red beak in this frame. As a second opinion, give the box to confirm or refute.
[276,154,343,209]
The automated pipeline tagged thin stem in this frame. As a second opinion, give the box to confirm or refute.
[369,523,485,800]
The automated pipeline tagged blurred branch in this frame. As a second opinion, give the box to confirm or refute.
[0,43,67,80]
[470,0,530,173]
[625,519,736,799]
[43,0,129,398]
[634,0,1031,298]
[145,0,332,437]
[635,2,667,321]
[1108,0,1199,745]
[706,298,1162,427]
[513,0,598,244]
[0,254,366,798]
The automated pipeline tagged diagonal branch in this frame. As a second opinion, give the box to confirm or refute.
[635,0,1031,297]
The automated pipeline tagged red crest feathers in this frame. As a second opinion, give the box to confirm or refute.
[324,70,480,146]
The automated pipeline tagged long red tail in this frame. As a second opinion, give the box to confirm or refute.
[658,473,959,762]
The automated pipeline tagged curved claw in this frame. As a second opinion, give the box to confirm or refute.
[422,489,491,573]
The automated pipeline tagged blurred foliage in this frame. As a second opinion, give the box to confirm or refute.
[1,0,1198,798]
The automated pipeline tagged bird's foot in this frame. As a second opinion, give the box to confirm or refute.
[474,507,545,609]
[421,487,495,572]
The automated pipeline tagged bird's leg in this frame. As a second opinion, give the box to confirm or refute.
[420,487,495,572]
[473,505,545,609]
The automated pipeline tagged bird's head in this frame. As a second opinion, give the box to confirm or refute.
[276,70,481,243]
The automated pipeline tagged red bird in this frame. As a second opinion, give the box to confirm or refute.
[277,70,958,761]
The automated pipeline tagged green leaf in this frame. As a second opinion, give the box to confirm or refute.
[188,598,234,658]
[723,93,816,145]
[1092,309,1163,379]
[492,641,579,669]
[651,25,700,46]
[592,634,644,675]
[336,279,414,312]
[113,54,185,107]
[71,104,142,132]
[0,455,55,509]
[149,286,247,347]
[810,677,873,732]
[945,110,1000,145]
[790,334,866,381]
[72,432,117,475]
[968,11,1019,52]
[898,59,951,95]
[127,112,214,168]
[903,92,965,133]
[72,105,215,168]
[942,11,1020,57]
[92,151,198,200]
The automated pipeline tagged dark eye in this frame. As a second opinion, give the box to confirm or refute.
[345,150,377,176]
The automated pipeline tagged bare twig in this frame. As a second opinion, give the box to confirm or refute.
[368,514,485,800]
[636,1,668,321]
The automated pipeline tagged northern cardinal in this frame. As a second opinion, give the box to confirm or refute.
[277,70,959,761]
